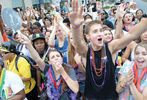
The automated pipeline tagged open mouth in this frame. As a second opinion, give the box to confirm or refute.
[98,38,102,41]
[127,19,130,21]
[137,60,144,66]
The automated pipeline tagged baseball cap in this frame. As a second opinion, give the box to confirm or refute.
[32,33,45,42]
[0,42,16,53]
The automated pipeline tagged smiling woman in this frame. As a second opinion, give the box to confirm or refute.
[117,42,147,100]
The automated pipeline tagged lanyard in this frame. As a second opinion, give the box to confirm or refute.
[133,62,147,91]
[49,66,62,92]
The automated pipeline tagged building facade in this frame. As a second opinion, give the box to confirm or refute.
[0,0,51,8]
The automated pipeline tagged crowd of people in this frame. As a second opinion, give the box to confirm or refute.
[0,0,147,100]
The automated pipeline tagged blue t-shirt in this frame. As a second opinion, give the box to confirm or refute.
[55,37,68,64]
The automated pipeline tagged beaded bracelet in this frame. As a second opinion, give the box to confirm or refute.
[72,25,81,30]
[119,81,127,89]
[97,11,101,16]
[37,83,41,86]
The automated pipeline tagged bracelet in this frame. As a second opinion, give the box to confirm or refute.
[37,83,41,86]
[64,76,69,81]
[97,11,101,16]
[72,25,81,30]
[119,81,127,89]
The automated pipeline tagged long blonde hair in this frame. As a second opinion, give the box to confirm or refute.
[67,32,77,68]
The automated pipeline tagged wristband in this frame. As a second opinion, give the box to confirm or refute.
[37,83,41,86]
[64,76,69,81]
[72,25,81,30]
[119,81,127,89]
[97,11,101,16]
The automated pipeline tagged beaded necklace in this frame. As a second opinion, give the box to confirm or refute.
[90,45,107,87]
[0,68,6,96]
[133,62,147,91]
[124,22,134,32]
[90,45,107,76]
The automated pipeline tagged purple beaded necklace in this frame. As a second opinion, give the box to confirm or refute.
[89,44,107,87]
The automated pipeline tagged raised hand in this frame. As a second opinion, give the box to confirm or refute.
[68,0,84,27]
[54,62,64,73]
[96,1,102,11]
[17,32,31,45]
[54,12,63,23]
[115,3,126,20]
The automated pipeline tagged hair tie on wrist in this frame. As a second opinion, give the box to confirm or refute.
[72,25,81,30]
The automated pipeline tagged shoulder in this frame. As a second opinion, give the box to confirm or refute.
[6,70,19,78]
[5,70,24,85]
[17,56,30,66]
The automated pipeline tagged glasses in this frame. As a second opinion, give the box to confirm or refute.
[101,13,105,15]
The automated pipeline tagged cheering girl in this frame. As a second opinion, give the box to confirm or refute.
[117,43,147,100]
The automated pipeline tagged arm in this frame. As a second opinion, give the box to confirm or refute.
[61,68,79,93]
[74,54,86,75]
[109,19,147,54]
[68,0,88,58]
[55,12,70,35]
[18,33,45,71]
[36,69,42,92]
[115,4,125,39]
[115,19,123,39]
[122,41,136,63]
[57,64,79,93]
[116,69,134,93]
[8,89,25,100]
[116,75,127,93]
[0,4,5,36]
[130,83,147,100]
[21,77,31,82]
[48,25,56,47]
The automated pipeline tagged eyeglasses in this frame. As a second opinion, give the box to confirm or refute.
[101,13,105,15]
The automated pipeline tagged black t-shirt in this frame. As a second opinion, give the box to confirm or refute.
[84,44,118,99]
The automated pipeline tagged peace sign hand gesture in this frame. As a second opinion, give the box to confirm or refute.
[68,0,84,27]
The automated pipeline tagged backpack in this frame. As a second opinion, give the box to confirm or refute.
[15,54,37,80]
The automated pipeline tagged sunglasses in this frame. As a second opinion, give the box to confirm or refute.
[101,13,105,15]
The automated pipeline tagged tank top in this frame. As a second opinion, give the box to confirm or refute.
[84,44,118,99]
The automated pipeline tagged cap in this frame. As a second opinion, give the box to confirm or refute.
[32,33,45,42]
[33,22,41,27]
[0,42,16,53]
